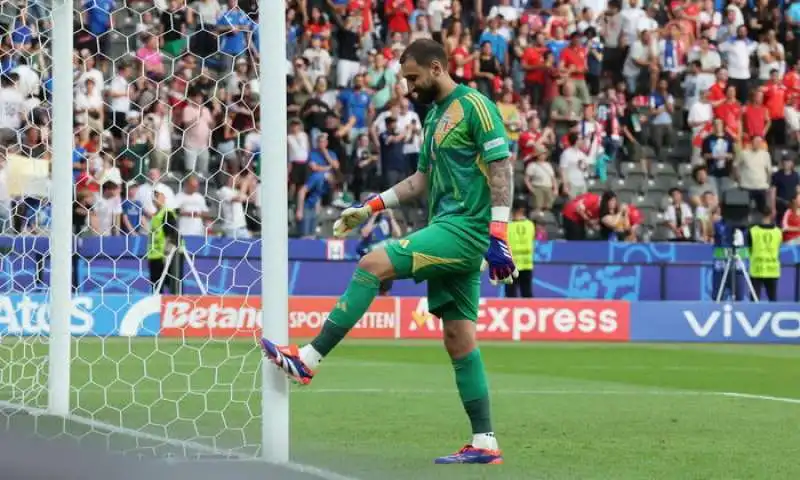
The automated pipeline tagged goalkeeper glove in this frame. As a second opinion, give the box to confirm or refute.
[333,195,387,238]
[481,221,519,285]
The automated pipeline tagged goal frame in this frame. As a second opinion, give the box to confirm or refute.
[45,0,290,463]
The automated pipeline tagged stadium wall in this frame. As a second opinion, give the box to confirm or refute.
[1,237,799,301]
[0,294,798,344]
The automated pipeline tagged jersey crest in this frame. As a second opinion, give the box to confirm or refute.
[433,100,465,145]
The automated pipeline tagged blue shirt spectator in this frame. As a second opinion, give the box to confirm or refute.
[83,0,115,35]
[308,135,339,171]
[547,39,568,63]
[338,83,371,129]
[121,197,143,234]
[478,29,508,65]
[297,172,331,237]
[218,7,254,56]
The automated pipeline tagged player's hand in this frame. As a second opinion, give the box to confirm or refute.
[333,203,373,238]
[481,222,519,286]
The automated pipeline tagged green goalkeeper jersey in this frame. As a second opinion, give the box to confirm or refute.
[418,84,510,246]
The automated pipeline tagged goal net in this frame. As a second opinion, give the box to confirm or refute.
[0,0,270,459]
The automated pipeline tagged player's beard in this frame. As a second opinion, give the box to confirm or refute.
[413,80,441,105]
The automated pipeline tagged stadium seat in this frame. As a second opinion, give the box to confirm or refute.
[617,188,639,205]
[620,161,647,178]
[625,173,649,193]
[651,224,674,241]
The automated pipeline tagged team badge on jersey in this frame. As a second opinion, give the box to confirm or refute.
[433,101,464,145]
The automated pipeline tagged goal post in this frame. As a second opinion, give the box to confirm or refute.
[0,0,289,464]
[47,0,75,418]
[259,0,290,464]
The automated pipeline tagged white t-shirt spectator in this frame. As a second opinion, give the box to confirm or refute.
[559,146,588,191]
[525,161,556,188]
[688,101,713,136]
[288,130,310,164]
[182,103,213,150]
[689,48,722,87]
[719,37,757,80]
[93,193,122,236]
[489,4,520,22]
[664,201,694,239]
[74,90,103,126]
[756,42,784,81]
[217,185,248,233]
[303,47,332,84]
[0,86,26,130]
[12,64,40,99]
[78,68,104,95]
[620,6,646,45]
[623,40,651,78]
[107,74,131,113]
[173,191,209,236]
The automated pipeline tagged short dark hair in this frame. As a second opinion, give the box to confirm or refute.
[399,39,448,67]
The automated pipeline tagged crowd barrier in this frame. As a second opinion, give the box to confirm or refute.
[1,237,799,301]
[0,294,797,344]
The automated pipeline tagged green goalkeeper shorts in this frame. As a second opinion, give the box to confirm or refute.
[383,222,485,322]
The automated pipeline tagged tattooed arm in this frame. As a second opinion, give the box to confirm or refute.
[392,170,429,203]
[488,158,513,220]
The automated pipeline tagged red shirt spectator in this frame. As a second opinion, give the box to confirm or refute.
[762,80,788,120]
[348,0,373,34]
[450,44,474,80]
[384,0,413,34]
[742,100,770,141]
[521,45,546,84]
[716,89,741,137]
[708,80,727,115]
[518,129,543,163]
[562,192,601,224]
[784,68,800,109]
[560,41,587,80]
[783,207,800,243]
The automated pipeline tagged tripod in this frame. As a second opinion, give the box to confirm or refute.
[154,246,208,295]
[714,247,758,303]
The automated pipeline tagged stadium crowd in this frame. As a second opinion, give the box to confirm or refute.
[0,0,798,243]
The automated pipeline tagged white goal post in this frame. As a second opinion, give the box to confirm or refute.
[2,0,290,465]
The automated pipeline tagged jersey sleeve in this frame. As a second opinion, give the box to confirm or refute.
[464,92,510,163]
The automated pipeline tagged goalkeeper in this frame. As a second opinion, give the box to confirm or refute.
[261,39,516,465]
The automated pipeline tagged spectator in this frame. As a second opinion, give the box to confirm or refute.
[161,0,192,58]
[0,74,25,150]
[497,90,522,153]
[689,36,722,90]
[688,165,719,208]
[136,168,175,219]
[474,41,502,98]
[174,176,210,237]
[561,32,591,104]
[756,29,785,83]
[649,78,675,163]
[385,0,414,37]
[518,114,555,165]
[782,192,800,244]
[107,62,133,146]
[734,135,771,213]
[288,118,310,198]
[771,153,800,222]
[742,89,770,143]
[785,60,800,144]
[479,16,509,70]
[367,52,396,110]
[762,68,788,147]
[330,10,363,89]
[182,88,214,177]
[296,171,335,239]
[120,182,143,235]
[695,191,718,243]
[550,81,583,141]
[309,133,340,174]
[561,191,602,240]
[217,174,250,239]
[702,118,736,193]
[75,77,104,134]
[379,117,407,188]
[450,32,476,85]
[338,74,372,143]
[217,0,255,72]
[524,145,558,214]
[664,188,694,241]
[303,35,333,86]
[719,25,756,103]
[598,191,630,241]
[136,33,166,81]
[560,132,589,198]
[92,179,123,236]
[623,28,657,95]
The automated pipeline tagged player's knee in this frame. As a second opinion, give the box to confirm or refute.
[357,250,395,282]
[442,321,476,359]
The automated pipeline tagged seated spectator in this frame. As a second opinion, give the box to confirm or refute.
[598,191,632,241]
[688,165,719,208]
[734,136,771,213]
[694,191,718,244]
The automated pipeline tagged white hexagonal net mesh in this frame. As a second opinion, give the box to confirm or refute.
[0,0,265,460]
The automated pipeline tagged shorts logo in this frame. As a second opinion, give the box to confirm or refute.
[483,138,505,152]
[399,239,410,248]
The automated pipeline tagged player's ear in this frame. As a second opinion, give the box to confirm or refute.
[430,60,445,78]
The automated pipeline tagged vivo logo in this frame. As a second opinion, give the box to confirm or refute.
[684,304,800,339]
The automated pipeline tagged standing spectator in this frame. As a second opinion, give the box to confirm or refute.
[497,90,522,154]
[385,0,414,37]
[620,0,646,46]
[719,25,756,103]
[330,9,363,89]
[518,114,555,164]
[664,188,694,241]
[560,32,591,104]
[173,176,210,237]
[649,78,676,163]
[217,0,254,73]
[82,0,115,54]
[107,62,132,146]
[217,174,250,239]
[287,118,310,198]
[742,89,770,143]
[771,153,800,223]
[120,182,143,235]
[598,0,624,84]
[716,85,743,139]
[479,16,509,71]
[586,27,604,96]
[136,168,175,220]
[623,28,656,94]
[474,41,502,98]
[296,171,335,238]
[785,60,800,145]
[0,74,25,150]
[734,136,772,212]
[92,179,123,236]
[75,77,104,134]
[560,132,589,198]
[524,145,558,213]
[367,53,396,110]
[658,24,687,85]
[161,0,192,58]
[137,33,166,81]
[398,99,422,173]
[379,116,407,188]
[450,33,476,84]
[762,69,788,147]
[782,193,800,244]
[182,89,213,177]
[303,35,332,86]
[756,29,784,84]
[702,118,736,193]
[550,82,583,142]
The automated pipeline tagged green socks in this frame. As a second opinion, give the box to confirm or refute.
[310,268,381,356]
[453,349,493,434]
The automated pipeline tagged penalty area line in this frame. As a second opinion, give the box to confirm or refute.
[0,400,359,480]
[717,392,800,405]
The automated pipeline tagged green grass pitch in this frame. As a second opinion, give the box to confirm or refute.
[1,338,799,479]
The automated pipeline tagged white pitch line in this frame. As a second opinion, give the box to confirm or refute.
[718,392,800,405]
[0,399,359,480]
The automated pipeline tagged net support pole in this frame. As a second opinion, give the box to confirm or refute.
[47,0,74,416]
[259,0,289,463]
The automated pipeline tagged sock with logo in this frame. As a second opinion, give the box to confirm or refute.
[307,268,381,363]
[452,349,494,440]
